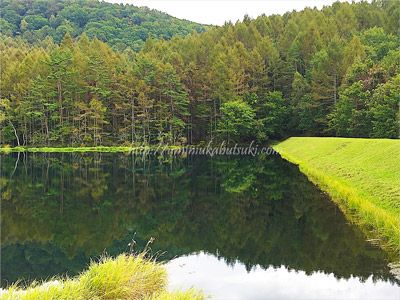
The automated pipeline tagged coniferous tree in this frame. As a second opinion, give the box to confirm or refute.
[1,1,399,146]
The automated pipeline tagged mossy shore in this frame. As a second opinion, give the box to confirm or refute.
[273,137,400,259]
[0,254,203,300]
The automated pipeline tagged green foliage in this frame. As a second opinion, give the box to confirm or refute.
[258,91,289,139]
[1,0,399,146]
[0,0,206,50]
[360,27,399,61]
[329,81,371,137]
[23,15,49,31]
[369,75,400,138]
[218,100,256,141]
[0,18,15,35]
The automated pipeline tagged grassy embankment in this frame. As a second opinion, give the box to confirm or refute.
[0,145,182,153]
[0,254,203,300]
[273,137,400,259]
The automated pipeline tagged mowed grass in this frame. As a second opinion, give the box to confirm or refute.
[0,254,203,300]
[274,137,400,258]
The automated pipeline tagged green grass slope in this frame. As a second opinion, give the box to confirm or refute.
[274,137,400,258]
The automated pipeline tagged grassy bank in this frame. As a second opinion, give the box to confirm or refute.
[0,145,183,153]
[273,137,400,259]
[0,146,134,153]
[0,254,203,300]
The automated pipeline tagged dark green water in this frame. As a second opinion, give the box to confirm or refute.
[1,153,399,299]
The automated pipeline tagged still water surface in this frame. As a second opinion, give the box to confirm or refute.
[1,153,399,299]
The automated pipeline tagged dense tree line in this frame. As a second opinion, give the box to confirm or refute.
[0,1,399,147]
[0,0,206,51]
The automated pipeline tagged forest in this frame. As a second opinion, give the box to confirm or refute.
[0,0,399,147]
[0,0,207,50]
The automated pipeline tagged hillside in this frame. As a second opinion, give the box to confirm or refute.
[0,0,207,51]
[274,137,400,258]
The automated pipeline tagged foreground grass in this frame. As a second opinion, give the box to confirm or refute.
[274,137,400,259]
[0,254,203,300]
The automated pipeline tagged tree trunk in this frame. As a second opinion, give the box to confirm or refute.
[131,96,135,144]
[9,121,20,146]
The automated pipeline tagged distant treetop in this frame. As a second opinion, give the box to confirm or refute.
[0,0,208,51]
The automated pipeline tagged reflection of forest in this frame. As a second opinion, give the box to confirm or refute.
[0,153,397,286]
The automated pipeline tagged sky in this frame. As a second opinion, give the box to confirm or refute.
[107,0,357,26]
[167,253,400,300]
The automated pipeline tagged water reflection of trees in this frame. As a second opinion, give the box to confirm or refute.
[0,153,397,286]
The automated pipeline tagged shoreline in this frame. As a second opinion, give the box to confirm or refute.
[0,145,181,153]
[0,143,276,157]
[273,137,400,261]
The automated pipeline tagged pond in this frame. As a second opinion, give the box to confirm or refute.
[1,152,399,299]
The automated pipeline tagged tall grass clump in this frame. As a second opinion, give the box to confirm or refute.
[0,254,203,300]
[274,137,400,260]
